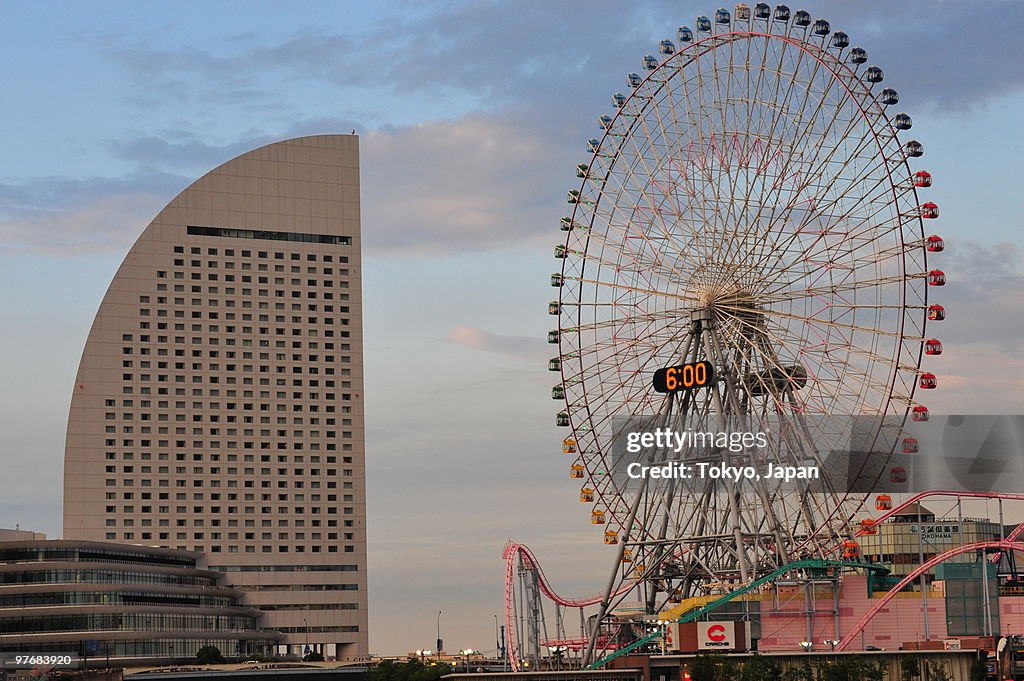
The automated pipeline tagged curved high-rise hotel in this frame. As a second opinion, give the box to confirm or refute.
[63,135,367,659]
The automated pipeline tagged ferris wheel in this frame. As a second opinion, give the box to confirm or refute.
[548,3,947,625]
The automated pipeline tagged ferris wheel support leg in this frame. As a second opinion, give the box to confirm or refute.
[701,324,750,583]
[708,321,793,567]
[582,392,676,667]
[645,328,700,614]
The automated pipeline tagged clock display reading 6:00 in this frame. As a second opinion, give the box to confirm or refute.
[653,360,715,394]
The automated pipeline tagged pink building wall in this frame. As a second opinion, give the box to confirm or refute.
[758,575,947,651]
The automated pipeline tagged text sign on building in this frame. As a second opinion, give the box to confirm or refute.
[910,524,960,538]
[697,622,736,650]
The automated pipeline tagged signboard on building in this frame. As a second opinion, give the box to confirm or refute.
[665,621,748,653]
[698,622,735,649]
[943,638,962,650]
[910,524,961,538]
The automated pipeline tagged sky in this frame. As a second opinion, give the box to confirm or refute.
[1,0,1024,658]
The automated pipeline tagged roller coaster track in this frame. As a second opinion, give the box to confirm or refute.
[837,539,1024,650]
[856,490,1024,538]
[503,541,636,671]
[506,491,1024,670]
[586,559,888,669]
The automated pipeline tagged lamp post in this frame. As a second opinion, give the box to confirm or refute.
[303,618,310,659]
[436,610,443,658]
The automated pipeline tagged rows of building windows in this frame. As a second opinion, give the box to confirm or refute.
[276,625,359,634]
[0,613,260,635]
[0,548,193,567]
[210,564,358,573]
[256,603,358,611]
[100,238,363,556]
[0,638,276,660]
[235,583,358,592]
[187,225,352,245]
[0,591,235,608]
[0,569,216,588]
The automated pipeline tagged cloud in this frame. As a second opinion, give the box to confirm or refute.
[448,325,546,362]
[0,194,166,256]
[107,31,357,105]
[98,1,1024,118]
[906,240,1024,412]
[361,112,571,255]
[929,240,1024,353]
[0,106,570,257]
[106,133,264,172]
[0,171,186,255]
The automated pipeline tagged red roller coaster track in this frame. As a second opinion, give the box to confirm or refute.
[837,539,1024,650]
[857,490,1024,536]
[505,490,1024,666]
[503,541,635,670]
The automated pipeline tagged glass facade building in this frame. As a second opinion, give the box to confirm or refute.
[0,539,281,665]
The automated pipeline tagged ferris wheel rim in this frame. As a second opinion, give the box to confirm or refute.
[551,14,941,572]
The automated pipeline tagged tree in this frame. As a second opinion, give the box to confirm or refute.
[970,656,989,681]
[781,660,815,681]
[196,646,226,665]
[691,654,726,681]
[901,657,922,681]
[304,651,325,662]
[741,654,782,681]
[860,659,890,681]
[926,660,952,681]
[369,658,452,681]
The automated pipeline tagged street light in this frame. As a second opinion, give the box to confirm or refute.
[436,610,443,657]
[799,641,813,652]
[823,639,839,651]
[303,618,311,659]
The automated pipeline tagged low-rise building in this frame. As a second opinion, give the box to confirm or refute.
[0,538,281,666]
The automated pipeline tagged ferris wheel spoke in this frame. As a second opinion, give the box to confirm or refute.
[559,16,940,638]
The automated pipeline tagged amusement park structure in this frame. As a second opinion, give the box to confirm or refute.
[502,3,1023,671]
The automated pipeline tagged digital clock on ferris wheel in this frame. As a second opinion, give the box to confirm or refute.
[652,360,715,394]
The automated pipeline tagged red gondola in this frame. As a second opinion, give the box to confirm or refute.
[921,202,939,219]
[926,235,944,252]
[902,437,920,454]
[859,519,877,535]
[876,494,893,510]
[927,304,946,321]
[912,405,930,422]
[928,269,946,286]
[919,373,937,389]
[925,339,943,355]
[890,466,909,483]
[842,540,861,559]
[913,171,933,187]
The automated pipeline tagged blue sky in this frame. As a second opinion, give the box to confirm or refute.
[2,0,1024,657]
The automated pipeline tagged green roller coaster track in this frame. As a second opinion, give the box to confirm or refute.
[586,559,890,670]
